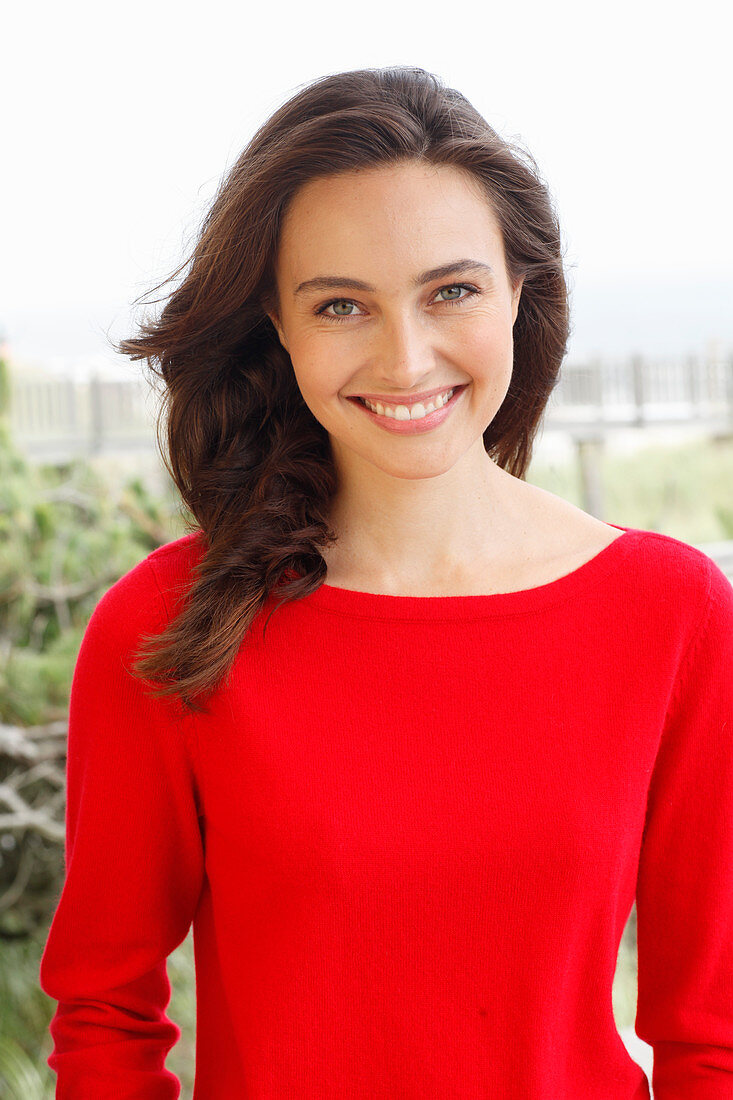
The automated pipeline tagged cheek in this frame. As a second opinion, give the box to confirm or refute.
[290,332,346,388]
[290,349,331,397]
[458,317,514,370]
[290,357,348,429]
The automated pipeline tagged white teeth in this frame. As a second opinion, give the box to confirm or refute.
[362,388,455,419]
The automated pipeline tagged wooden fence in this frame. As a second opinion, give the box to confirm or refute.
[549,353,733,431]
[8,371,158,460]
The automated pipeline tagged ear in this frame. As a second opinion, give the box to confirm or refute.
[511,276,524,325]
[266,311,288,351]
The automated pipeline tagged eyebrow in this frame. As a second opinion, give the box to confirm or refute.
[293,259,494,298]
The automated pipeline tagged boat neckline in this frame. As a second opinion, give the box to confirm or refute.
[303,525,647,619]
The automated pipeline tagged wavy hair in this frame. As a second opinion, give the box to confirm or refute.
[116,64,571,715]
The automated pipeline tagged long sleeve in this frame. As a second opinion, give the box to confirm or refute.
[38,556,205,1098]
[634,555,733,1098]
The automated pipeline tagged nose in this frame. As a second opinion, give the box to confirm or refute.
[374,312,437,391]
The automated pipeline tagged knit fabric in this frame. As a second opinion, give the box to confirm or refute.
[39,523,733,1098]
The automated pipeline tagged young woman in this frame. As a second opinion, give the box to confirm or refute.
[39,66,733,1099]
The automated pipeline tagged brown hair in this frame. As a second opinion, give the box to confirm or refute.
[116,64,571,715]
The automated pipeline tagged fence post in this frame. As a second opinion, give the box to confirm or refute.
[574,432,606,519]
[64,376,78,440]
[590,356,604,420]
[685,354,700,411]
[631,354,645,427]
[88,372,103,455]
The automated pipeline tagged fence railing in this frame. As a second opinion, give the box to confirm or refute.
[546,353,733,432]
[7,352,733,463]
[8,371,158,460]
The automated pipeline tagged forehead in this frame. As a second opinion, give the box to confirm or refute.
[276,162,505,284]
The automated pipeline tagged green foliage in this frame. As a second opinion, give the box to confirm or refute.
[0,934,56,1100]
[0,1035,48,1100]
[0,417,189,727]
[167,931,197,1096]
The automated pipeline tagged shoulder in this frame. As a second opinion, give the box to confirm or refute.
[621,525,733,639]
[628,525,730,595]
[145,530,208,614]
[86,530,208,646]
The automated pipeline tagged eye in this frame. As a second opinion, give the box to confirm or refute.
[317,299,365,321]
[435,284,474,303]
[314,283,481,323]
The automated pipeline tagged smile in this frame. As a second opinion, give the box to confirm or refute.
[348,384,468,435]
[361,387,455,419]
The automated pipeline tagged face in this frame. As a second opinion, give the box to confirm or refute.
[266,160,523,486]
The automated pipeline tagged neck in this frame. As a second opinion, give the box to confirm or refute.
[322,446,525,588]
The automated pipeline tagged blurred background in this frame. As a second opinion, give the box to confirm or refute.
[1,0,732,1095]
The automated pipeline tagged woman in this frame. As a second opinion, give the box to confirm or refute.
[39,66,733,1098]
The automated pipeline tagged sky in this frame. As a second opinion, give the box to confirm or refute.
[2,0,731,380]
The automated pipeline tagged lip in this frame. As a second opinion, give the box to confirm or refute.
[349,384,465,407]
[348,383,468,434]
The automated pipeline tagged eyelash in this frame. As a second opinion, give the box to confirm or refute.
[314,283,481,323]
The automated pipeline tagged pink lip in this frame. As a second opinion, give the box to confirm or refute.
[349,383,467,434]
[349,384,464,407]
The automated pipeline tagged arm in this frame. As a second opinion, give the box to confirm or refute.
[634,555,733,1098]
[39,556,205,1098]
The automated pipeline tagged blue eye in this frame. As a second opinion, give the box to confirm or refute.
[315,283,480,323]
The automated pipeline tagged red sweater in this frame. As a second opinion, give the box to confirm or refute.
[39,523,733,1098]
